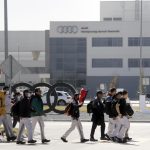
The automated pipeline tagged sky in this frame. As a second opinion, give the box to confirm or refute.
[0,0,132,30]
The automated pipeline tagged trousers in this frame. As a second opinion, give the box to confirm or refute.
[32,116,46,140]
[90,121,105,138]
[17,118,33,141]
[62,118,85,140]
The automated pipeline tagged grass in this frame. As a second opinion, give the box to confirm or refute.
[43,105,150,112]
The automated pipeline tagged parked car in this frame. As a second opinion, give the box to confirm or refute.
[41,91,72,106]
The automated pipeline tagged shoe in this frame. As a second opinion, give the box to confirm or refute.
[28,140,37,144]
[116,137,127,143]
[7,136,17,142]
[105,134,111,140]
[100,137,109,140]
[61,137,68,143]
[110,137,117,142]
[125,137,132,141]
[122,138,128,143]
[90,138,98,142]
[16,141,26,144]
[42,139,50,143]
[81,139,89,143]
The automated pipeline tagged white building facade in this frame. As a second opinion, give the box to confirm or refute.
[49,1,150,98]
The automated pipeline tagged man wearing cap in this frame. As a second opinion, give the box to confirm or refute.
[90,91,108,141]
[61,93,89,143]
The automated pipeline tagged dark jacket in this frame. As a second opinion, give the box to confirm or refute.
[71,99,81,119]
[31,95,44,116]
[105,96,114,118]
[19,96,34,118]
[118,98,127,116]
[111,99,119,118]
[91,98,105,125]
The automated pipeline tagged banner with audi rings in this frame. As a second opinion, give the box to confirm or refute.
[11,82,76,114]
[57,25,79,33]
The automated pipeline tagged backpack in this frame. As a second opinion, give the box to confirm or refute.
[126,104,134,116]
[87,101,93,114]
[64,103,72,116]
[11,101,20,117]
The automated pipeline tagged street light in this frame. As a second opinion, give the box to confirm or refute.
[4,0,9,85]
[139,0,143,95]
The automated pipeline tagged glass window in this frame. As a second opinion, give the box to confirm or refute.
[92,59,123,68]
[103,18,112,21]
[128,37,150,46]
[113,17,122,21]
[128,59,150,67]
[92,38,123,47]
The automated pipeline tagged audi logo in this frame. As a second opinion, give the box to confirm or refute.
[11,82,76,114]
[57,26,78,33]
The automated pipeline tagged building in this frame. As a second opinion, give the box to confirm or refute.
[49,0,150,98]
[0,30,50,83]
[0,1,150,98]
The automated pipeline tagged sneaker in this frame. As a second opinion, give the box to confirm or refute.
[61,137,68,143]
[28,140,37,144]
[90,138,98,142]
[16,141,26,144]
[81,139,89,143]
[42,139,50,143]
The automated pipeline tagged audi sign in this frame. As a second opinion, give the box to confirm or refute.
[57,26,78,33]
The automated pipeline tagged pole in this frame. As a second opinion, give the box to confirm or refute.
[139,0,143,95]
[4,0,9,85]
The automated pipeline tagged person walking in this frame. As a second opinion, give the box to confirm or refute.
[105,88,116,139]
[61,93,89,143]
[0,89,16,142]
[31,88,50,144]
[90,91,108,141]
[16,90,36,144]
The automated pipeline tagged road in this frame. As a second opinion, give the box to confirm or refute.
[0,122,150,150]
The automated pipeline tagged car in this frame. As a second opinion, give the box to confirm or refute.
[41,91,72,106]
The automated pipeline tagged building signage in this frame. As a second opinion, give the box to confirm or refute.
[81,26,120,33]
[57,26,78,33]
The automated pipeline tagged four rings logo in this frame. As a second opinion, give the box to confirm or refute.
[57,26,78,33]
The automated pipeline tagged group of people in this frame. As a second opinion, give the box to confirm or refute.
[0,86,133,145]
[0,86,50,144]
[61,88,133,144]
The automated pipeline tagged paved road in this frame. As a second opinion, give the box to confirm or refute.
[0,122,150,150]
[45,111,150,122]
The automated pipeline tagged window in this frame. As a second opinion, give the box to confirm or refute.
[113,17,122,21]
[128,59,150,67]
[92,59,123,68]
[103,18,112,21]
[128,37,150,46]
[57,92,63,96]
[92,38,123,47]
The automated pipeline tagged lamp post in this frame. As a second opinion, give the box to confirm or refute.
[4,0,9,85]
[139,0,143,95]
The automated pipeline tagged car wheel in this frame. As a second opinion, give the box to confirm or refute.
[57,100,67,106]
